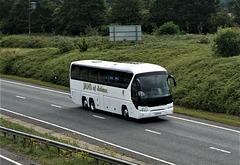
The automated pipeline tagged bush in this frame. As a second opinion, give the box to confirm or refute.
[157,21,180,35]
[84,25,99,36]
[0,35,49,48]
[78,38,89,52]
[198,36,210,44]
[99,23,119,36]
[212,28,240,57]
[54,37,75,53]
[1,34,239,116]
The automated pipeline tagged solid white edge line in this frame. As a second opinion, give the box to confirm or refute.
[0,155,23,165]
[93,115,105,120]
[2,79,239,134]
[0,79,70,96]
[0,107,176,165]
[16,96,26,99]
[210,147,231,154]
[145,129,162,135]
[167,115,240,134]
[50,104,62,109]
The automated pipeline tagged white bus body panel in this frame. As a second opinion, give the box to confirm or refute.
[70,60,174,119]
[71,79,174,119]
[70,79,132,115]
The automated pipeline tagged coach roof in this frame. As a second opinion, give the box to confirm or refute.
[71,60,167,74]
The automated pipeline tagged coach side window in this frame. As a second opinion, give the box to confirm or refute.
[71,65,80,80]
[80,67,89,81]
[99,69,108,85]
[115,72,125,88]
[124,73,133,88]
[89,68,98,83]
[108,71,115,85]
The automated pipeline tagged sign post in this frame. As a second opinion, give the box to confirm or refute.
[28,1,36,35]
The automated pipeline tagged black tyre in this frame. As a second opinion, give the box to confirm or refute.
[89,99,96,111]
[122,107,129,120]
[82,98,88,110]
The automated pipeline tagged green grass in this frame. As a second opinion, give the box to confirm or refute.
[174,106,239,127]
[0,74,69,91]
[0,34,239,116]
[0,118,108,165]
[1,74,239,127]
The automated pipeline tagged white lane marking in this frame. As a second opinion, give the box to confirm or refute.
[0,155,23,165]
[167,115,240,134]
[2,79,239,134]
[210,147,231,154]
[51,104,62,109]
[0,79,70,96]
[1,108,175,165]
[16,95,26,99]
[145,129,162,135]
[93,115,105,120]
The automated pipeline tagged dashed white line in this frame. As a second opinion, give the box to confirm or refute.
[50,104,62,109]
[1,107,175,165]
[4,79,239,134]
[210,147,231,154]
[0,155,22,165]
[145,129,162,135]
[93,115,105,120]
[16,95,26,99]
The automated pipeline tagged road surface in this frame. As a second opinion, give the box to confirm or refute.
[0,78,239,165]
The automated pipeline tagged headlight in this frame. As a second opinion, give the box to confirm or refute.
[139,106,148,111]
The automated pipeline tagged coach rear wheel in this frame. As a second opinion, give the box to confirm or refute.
[89,100,96,111]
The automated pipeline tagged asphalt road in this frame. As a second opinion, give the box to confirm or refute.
[0,148,41,165]
[1,78,239,165]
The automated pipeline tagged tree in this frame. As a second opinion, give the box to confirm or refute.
[149,0,179,28]
[31,0,60,33]
[232,0,240,25]
[213,28,240,57]
[143,0,154,9]
[149,0,220,33]
[54,0,107,35]
[2,0,29,34]
[157,21,180,35]
[0,0,14,33]
[177,0,220,33]
[1,0,60,34]
[209,8,234,33]
[110,0,145,25]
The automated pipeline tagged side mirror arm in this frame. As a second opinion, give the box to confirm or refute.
[168,75,177,86]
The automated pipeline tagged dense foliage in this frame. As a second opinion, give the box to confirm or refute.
[0,34,239,116]
[212,28,240,57]
[110,0,144,25]
[157,22,180,35]
[0,0,239,35]
[149,0,220,33]
[53,0,106,35]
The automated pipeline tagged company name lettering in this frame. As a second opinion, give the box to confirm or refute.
[83,83,108,93]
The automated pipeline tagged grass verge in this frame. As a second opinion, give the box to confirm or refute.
[1,34,239,115]
[0,74,69,91]
[0,118,101,165]
[1,74,239,127]
[174,106,239,127]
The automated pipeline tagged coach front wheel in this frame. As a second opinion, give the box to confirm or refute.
[122,107,129,120]
[82,98,88,110]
